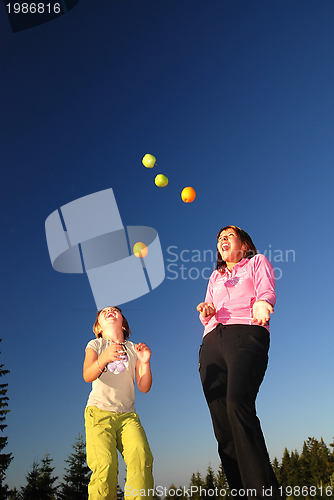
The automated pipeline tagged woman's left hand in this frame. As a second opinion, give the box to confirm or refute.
[135,343,151,363]
[252,300,274,326]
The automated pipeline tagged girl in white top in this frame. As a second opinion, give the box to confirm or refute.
[83,306,153,500]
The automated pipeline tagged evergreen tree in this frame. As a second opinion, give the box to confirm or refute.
[20,461,40,500]
[272,457,280,481]
[58,434,90,500]
[38,453,58,500]
[0,339,13,500]
[20,454,58,500]
[289,450,301,487]
[277,448,301,488]
[273,436,334,498]
[7,487,20,500]
[189,472,205,500]
[204,465,216,491]
[299,437,334,487]
[215,463,229,500]
[278,448,291,488]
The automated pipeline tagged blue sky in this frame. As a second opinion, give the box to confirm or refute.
[1,0,334,491]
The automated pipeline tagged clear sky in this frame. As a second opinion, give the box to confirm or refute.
[1,0,334,492]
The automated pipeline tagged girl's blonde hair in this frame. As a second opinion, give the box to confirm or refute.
[93,306,131,340]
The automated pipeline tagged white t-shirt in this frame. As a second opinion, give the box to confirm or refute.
[85,338,138,413]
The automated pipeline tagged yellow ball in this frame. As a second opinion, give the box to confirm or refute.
[155,174,168,187]
[181,186,196,203]
[142,154,156,168]
[133,242,148,258]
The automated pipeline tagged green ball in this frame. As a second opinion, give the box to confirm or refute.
[142,154,156,168]
[155,174,168,187]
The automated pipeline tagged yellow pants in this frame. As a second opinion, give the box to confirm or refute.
[85,407,154,500]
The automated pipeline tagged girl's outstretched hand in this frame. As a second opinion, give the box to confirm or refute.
[196,302,216,318]
[252,300,274,326]
[135,343,151,364]
[135,343,152,393]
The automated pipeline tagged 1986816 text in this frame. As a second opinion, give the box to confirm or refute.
[6,3,61,13]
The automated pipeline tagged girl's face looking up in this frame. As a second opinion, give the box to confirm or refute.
[98,307,123,334]
[217,228,248,266]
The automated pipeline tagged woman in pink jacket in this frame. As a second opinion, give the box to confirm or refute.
[197,226,280,500]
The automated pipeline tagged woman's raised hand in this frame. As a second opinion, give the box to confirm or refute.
[252,300,274,326]
[196,302,216,318]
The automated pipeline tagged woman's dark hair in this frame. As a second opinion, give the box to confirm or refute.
[93,306,131,340]
[216,225,257,273]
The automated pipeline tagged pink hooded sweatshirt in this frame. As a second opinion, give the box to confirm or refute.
[200,254,276,338]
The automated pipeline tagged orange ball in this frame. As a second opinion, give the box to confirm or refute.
[133,242,148,258]
[181,186,196,203]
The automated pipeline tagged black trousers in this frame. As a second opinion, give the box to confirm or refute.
[199,324,281,500]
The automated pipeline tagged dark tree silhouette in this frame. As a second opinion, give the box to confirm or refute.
[58,434,90,500]
[20,454,58,500]
[0,339,13,500]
